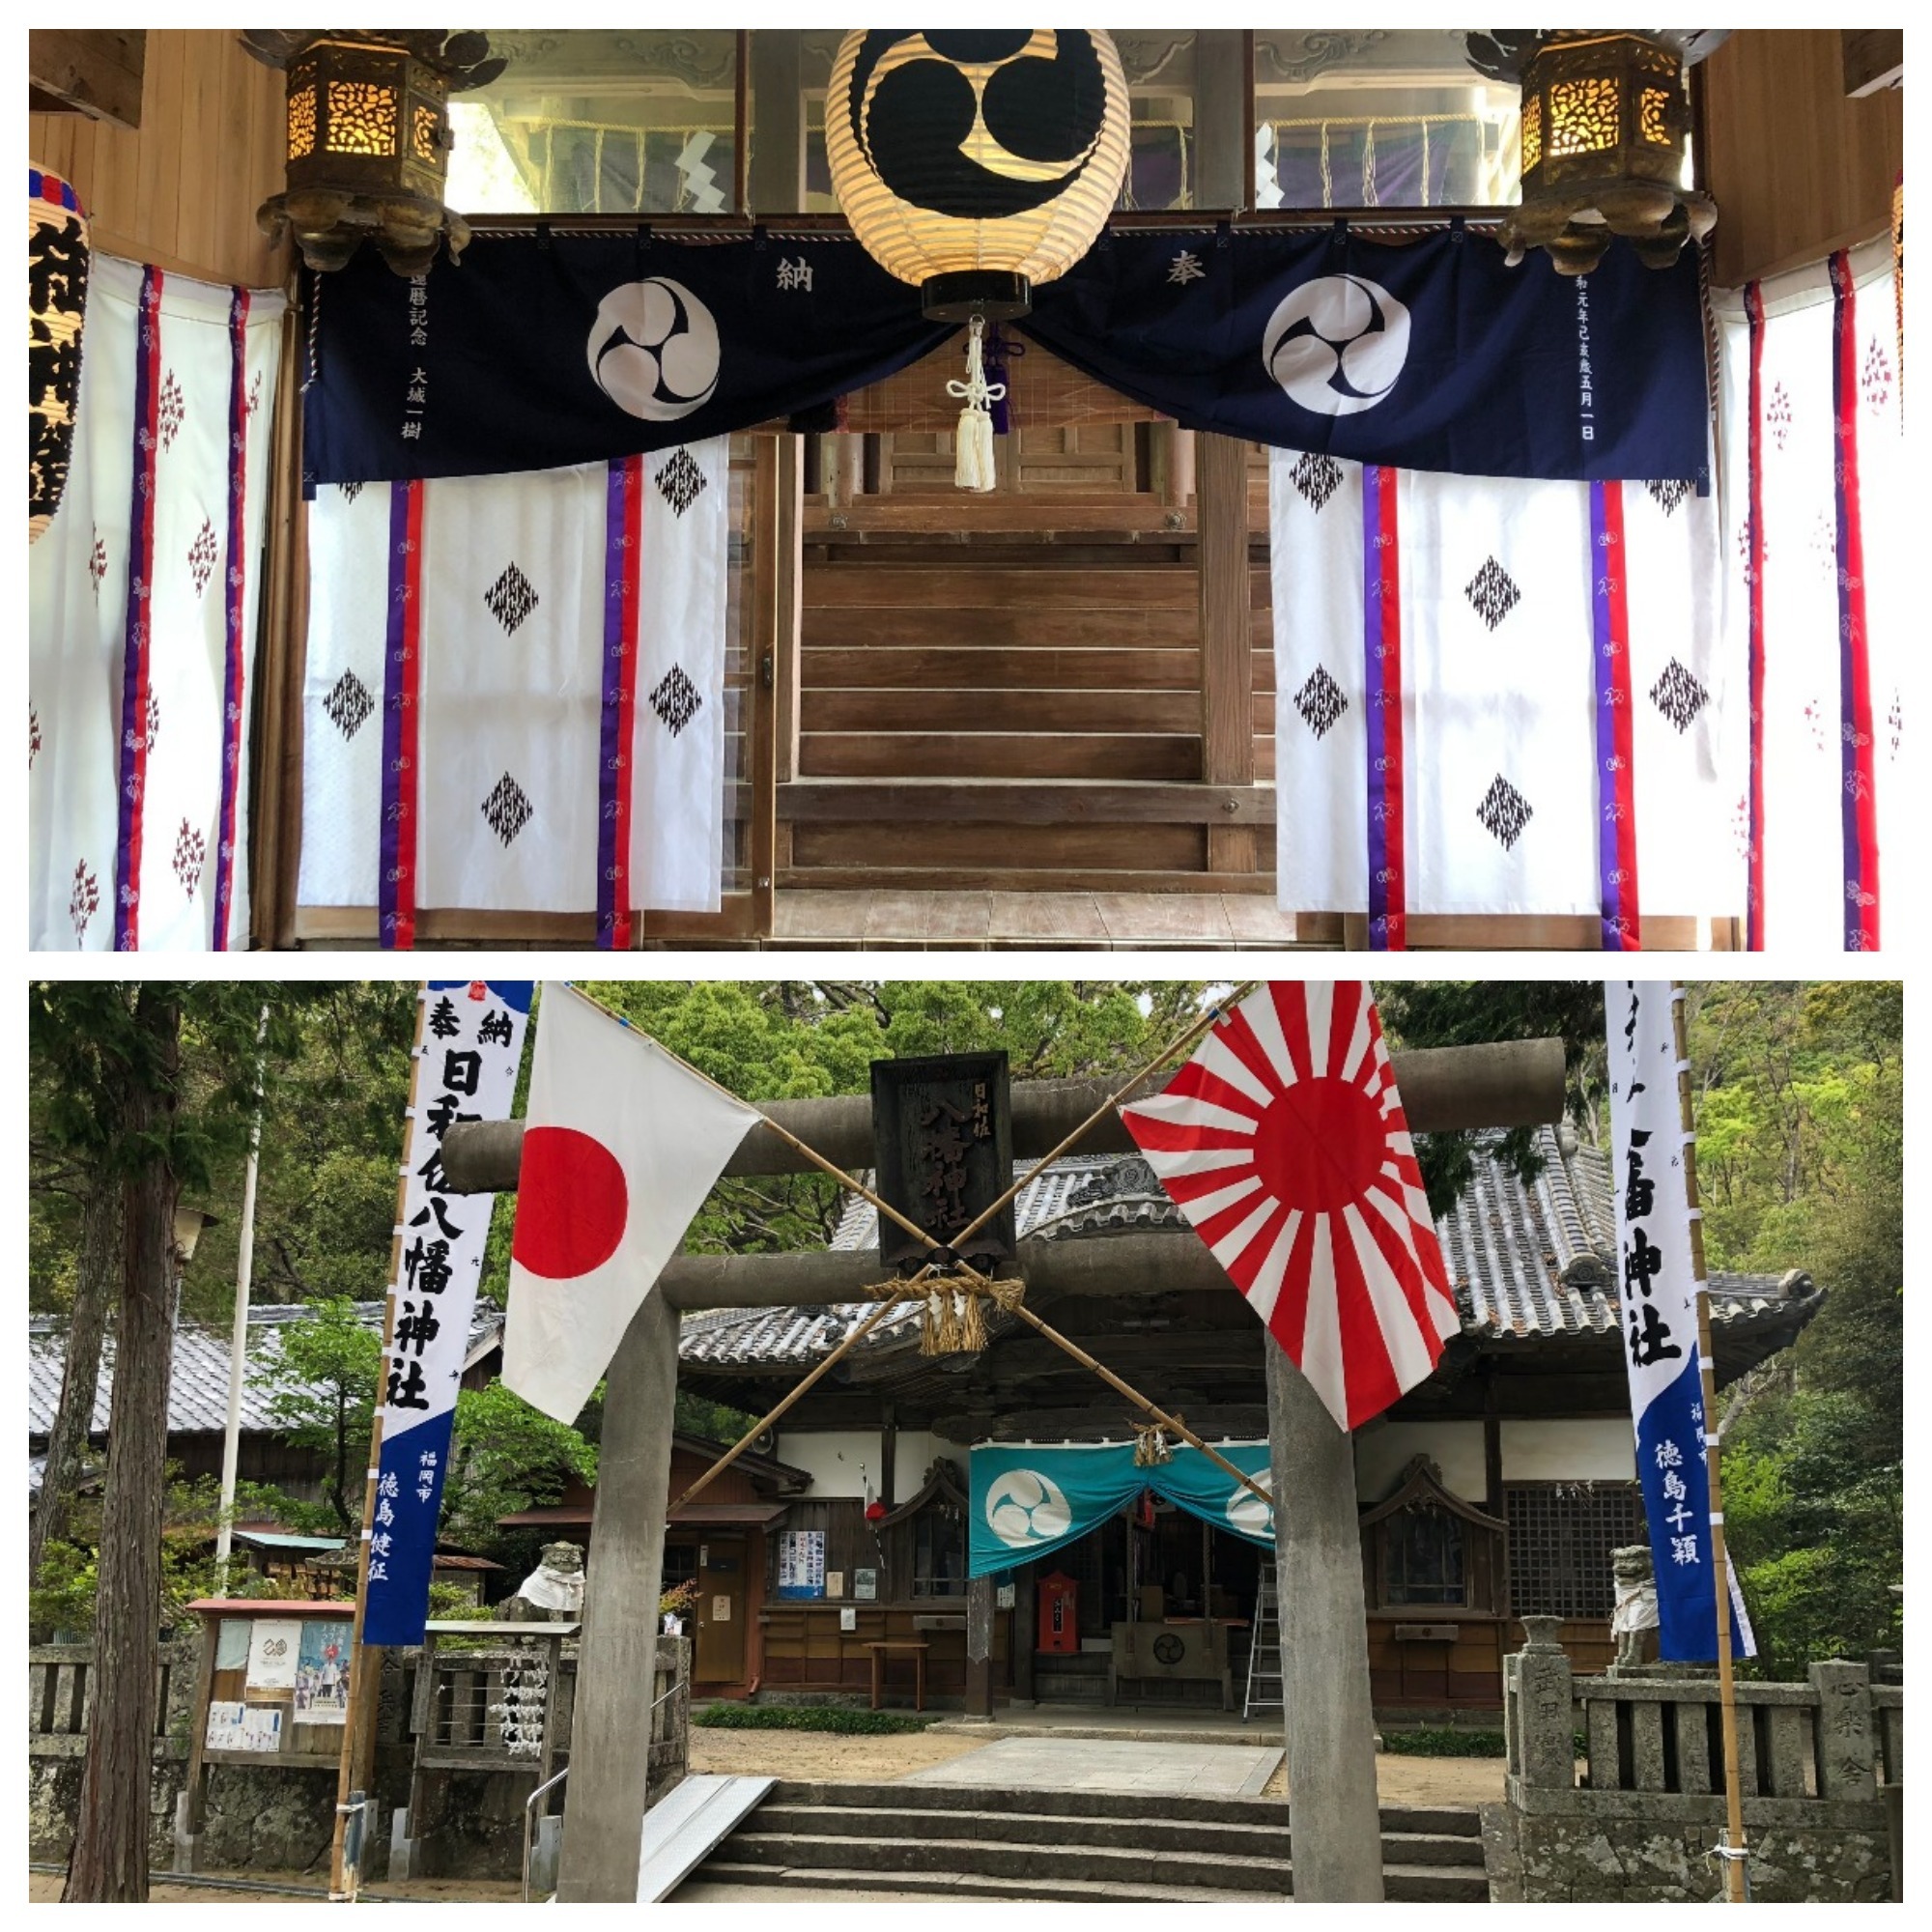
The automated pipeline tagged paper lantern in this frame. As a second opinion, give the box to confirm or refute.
[1496,31,1716,276]
[244,30,505,275]
[827,29,1130,322]
[29,165,89,545]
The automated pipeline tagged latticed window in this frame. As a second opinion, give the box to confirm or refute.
[912,1507,965,1598]
[1505,1482,1644,1619]
[1385,1508,1466,1605]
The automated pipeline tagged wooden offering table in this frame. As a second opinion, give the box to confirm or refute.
[864,1640,929,1712]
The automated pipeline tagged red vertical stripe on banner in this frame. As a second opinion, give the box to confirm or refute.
[1829,252,1880,950]
[614,454,643,949]
[1364,466,1406,951]
[1744,281,1767,951]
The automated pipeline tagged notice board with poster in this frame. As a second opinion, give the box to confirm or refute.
[776,1530,827,1601]
[184,1599,357,1771]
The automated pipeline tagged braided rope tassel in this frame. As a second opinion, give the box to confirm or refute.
[947,313,1005,493]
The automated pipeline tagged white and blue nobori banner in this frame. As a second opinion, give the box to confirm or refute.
[970,1440,1274,1580]
[362,980,532,1648]
[1605,980,1753,1663]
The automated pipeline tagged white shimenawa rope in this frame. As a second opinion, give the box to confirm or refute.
[948,313,1005,494]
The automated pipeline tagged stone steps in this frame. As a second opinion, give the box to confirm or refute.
[683,1779,1490,1904]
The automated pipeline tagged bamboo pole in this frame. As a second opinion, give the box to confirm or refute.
[327,985,429,1901]
[1671,983,1749,1904]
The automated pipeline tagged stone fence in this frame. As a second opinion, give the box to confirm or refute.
[30,1627,690,1884]
[1485,1617,1902,1902]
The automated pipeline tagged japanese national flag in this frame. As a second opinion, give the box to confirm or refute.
[503,985,759,1423]
[1119,982,1461,1432]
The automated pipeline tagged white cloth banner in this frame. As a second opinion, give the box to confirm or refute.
[1712,237,1902,951]
[1270,452,1734,933]
[299,440,729,935]
[503,984,758,1425]
[29,254,283,951]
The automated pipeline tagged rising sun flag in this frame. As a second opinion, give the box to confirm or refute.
[1119,981,1460,1431]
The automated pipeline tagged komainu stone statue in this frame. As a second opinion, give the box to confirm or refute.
[496,1540,586,1622]
[1609,1541,1661,1670]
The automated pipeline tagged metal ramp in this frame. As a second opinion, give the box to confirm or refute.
[1241,1566,1282,1721]
[638,1775,776,1902]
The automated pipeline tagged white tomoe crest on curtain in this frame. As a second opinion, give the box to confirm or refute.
[299,439,728,932]
[1714,237,1899,952]
[28,255,282,951]
[1269,451,1733,935]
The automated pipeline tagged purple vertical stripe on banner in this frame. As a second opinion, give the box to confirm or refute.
[380,484,412,947]
[212,287,250,949]
[1591,481,1623,950]
[114,266,164,951]
[597,458,628,949]
[1363,470,1388,943]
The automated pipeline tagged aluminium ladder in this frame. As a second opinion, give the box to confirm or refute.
[1241,1564,1283,1720]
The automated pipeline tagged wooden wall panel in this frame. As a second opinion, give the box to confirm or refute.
[29,29,287,288]
[1702,29,1903,285]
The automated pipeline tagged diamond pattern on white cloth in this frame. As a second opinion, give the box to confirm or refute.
[1270,447,1733,921]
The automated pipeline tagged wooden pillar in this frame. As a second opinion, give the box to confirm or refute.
[746,31,804,215]
[1265,1338,1384,1902]
[879,1404,896,1508]
[749,439,782,935]
[1199,430,1257,873]
[1194,30,1250,213]
[773,437,805,786]
[1012,1565,1036,1705]
[555,1291,681,1902]
[965,1573,995,1719]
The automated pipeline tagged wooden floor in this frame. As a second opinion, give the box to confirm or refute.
[769,891,1315,952]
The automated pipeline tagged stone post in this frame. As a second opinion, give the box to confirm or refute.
[1514,1618,1577,1790]
[1809,1661,1876,1801]
[965,1573,996,1719]
[1265,1340,1383,1902]
[555,1290,681,1902]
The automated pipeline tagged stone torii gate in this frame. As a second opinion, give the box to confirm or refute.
[444,1039,1565,1902]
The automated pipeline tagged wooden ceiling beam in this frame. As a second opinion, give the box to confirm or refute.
[28,30,146,129]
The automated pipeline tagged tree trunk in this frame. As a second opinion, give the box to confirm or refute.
[31,1177,120,1589]
[67,988,182,1905]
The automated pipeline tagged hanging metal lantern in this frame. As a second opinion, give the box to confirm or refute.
[1491,30,1718,275]
[826,29,1131,322]
[243,30,506,275]
[29,165,90,545]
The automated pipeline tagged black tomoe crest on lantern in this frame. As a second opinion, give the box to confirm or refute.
[29,166,90,545]
[828,29,1130,322]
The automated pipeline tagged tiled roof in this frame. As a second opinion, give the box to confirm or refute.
[27,1299,503,1442]
[680,1130,1812,1369]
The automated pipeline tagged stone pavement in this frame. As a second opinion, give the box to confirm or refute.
[897,1735,1282,1801]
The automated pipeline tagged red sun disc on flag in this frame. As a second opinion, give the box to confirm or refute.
[512,1125,629,1280]
[1120,981,1461,1432]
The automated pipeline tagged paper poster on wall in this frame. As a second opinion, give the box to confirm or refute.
[239,1706,284,1753]
[294,1622,350,1722]
[245,1618,302,1690]
[205,1701,247,1751]
[854,1569,878,1602]
[839,1607,858,1633]
[213,1618,251,1670]
[776,1529,826,1601]
[825,1571,844,1599]
[711,1596,731,1623]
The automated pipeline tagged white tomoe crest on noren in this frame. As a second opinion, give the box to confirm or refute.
[984,1466,1073,1547]
[1225,1487,1274,1538]
[588,277,721,422]
[1263,274,1411,417]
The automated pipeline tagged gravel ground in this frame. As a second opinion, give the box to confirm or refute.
[30,1872,522,1904]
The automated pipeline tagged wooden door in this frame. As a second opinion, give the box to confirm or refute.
[695,1537,747,1684]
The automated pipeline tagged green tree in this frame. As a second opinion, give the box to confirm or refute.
[254,1296,384,1534]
